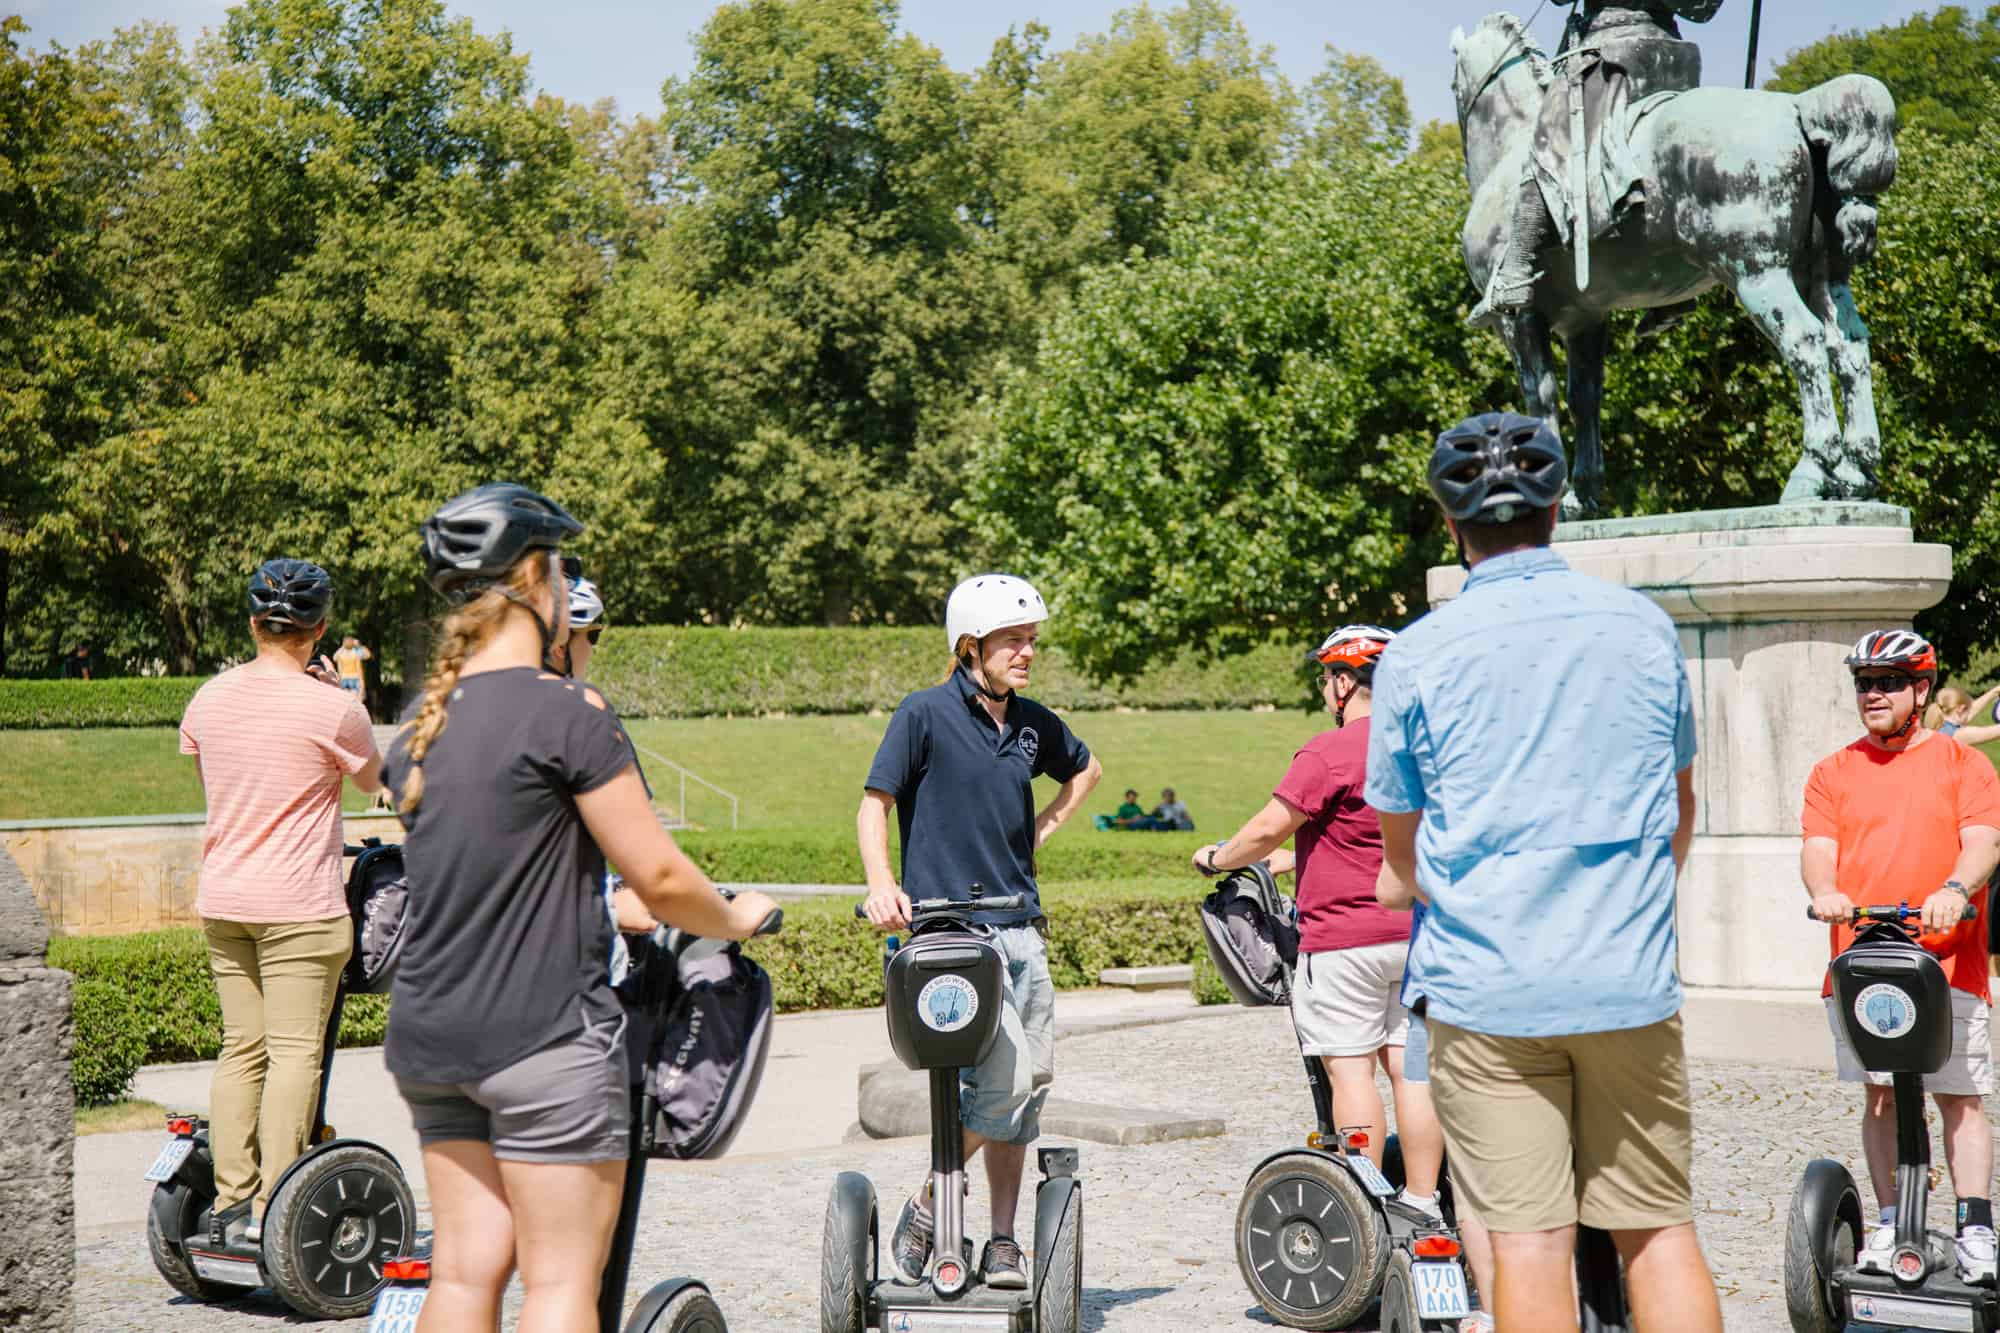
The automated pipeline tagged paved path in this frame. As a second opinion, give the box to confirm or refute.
[73,994,1932,1332]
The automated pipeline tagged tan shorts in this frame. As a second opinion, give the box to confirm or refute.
[1289,942,1410,1057]
[1428,1014,1695,1234]
[1826,989,1993,1096]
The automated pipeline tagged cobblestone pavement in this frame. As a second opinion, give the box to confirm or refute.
[77,1008,1946,1331]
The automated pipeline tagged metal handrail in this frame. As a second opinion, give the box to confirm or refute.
[630,741,739,831]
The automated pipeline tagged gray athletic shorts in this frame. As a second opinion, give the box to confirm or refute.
[396,1005,630,1163]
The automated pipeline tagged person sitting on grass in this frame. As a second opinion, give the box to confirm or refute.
[1111,788,1147,828]
[1150,787,1193,832]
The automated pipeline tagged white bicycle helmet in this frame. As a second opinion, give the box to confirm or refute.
[944,574,1048,649]
[568,576,604,629]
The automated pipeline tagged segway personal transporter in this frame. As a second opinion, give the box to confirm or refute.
[820,888,1084,1333]
[1196,863,1477,1331]
[367,897,785,1333]
[145,839,417,1318]
[1785,900,2000,1333]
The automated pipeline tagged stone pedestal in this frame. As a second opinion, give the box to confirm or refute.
[0,845,74,1331]
[1425,503,1953,991]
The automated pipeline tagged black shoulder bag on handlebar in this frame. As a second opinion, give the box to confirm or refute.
[621,931,776,1161]
[342,838,410,996]
[1197,863,1300,1007]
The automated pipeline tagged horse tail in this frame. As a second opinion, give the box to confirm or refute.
[1795,73,1898,269]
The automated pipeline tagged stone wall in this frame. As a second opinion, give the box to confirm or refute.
[0,844,74,1331]
[4,813,404,935]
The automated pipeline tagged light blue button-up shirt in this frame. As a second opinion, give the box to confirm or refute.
[1366,547,1695,1038]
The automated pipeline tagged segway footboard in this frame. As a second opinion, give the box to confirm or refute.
[1839,1269,2000,1331]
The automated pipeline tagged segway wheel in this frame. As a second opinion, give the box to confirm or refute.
[820,1172,876,1333]
[146,1181,236,1303]
[261,1144,415,1318]
[1784,1159,1861,1333]
[1033,1184,1082,1333]
[1235,1154,1386,1331]
[1379,1250,1424,1333]
[625,1280,729,1333]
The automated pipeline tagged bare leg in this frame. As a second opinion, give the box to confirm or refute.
[1613,1222,1724,1333]
[1937,1092,1994,1206]
[1734,267,1842,499]
[1459,1206,1497,1310]
[1324,1053,1390,1167]
[1564,321,1609,516]
[1861,1083,1897,1209]
[1382,1046,1444,1197]
[1490,1226,1581,1333]
[983,1141,1028,1237]
[417,1141,516,1333]
[501,1157,626,1333]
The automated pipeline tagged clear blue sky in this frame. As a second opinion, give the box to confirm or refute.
[27,0,1938,127]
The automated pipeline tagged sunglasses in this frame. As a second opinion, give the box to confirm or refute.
[1853,674,1913,695]
[580,626,603,645]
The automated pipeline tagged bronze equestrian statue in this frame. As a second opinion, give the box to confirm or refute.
[1453,3,1899,510]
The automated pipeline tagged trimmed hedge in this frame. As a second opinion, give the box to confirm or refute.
[589,627,1307,718]
[0,677,203,729]
[674,829,1212,886]
[52,878,1210,1103]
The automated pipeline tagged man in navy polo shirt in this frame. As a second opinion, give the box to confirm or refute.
[859,573,1103,1290]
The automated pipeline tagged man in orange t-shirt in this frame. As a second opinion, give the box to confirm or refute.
[1804,628,2000,1283]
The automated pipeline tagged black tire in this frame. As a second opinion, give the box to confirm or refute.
[1784,1160,1861,1333]
[146,1181,236,1304]
[1034,1184,1082,1333]
[1235,1154,1386,1331]
[633,1286,729,1333]
[820,1174,874,1333]
[261,1144,414,1319]
[1380,1251,1421,1333]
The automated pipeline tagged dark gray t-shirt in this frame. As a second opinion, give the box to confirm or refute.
[382,668,637,1083]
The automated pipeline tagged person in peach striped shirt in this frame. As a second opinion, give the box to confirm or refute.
[177,558,386,1250]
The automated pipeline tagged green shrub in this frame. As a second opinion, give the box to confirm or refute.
[1190,946,1234,1006]
[54,879,1215,1064]
[591,626,1309,719]
[674,829,1211,886]
[69,978,150,1105]
[0,677,205,729]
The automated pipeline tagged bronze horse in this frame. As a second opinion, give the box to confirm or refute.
[1452,13,1899,510]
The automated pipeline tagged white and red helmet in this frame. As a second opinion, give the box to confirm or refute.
[1844,628,1938,681]
[1311,624,1398,681]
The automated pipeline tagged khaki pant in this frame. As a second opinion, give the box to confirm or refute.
[202,915,352,1215]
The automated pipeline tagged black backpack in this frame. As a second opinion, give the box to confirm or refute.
[343,839,410,996]
[1197,863,1300,1007]
[622,934,775,1161]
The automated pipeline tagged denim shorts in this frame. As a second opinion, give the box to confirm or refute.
[1404,1009,1430,1084]
[396,1005,629,1163]
[958,924,1055,1145]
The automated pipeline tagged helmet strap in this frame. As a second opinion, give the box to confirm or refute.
[963,645,1014,703]
[499,588,559,665]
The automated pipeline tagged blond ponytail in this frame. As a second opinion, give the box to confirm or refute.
[395,553,551,811]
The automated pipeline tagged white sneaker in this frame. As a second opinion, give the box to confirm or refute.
[1957,1225,1997,1285]
[1857,1219,1896,1274]
[1397,1188,1445,1225]
[1456,1315,1495,1333]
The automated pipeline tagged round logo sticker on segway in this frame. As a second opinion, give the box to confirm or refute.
[1854,983,1918,1040]
[917,974,979,1033]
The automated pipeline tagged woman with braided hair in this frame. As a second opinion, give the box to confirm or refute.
[382,483,776,1333]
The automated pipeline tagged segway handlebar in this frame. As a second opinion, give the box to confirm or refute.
[852,892,1029,920]
[1805,901,1979,924]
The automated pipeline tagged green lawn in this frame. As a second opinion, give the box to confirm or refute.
[1,708,1326,835]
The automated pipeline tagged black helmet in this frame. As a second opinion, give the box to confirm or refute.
[1427,412,1568,524]
[247,558,333,630]
[421,483,582,605]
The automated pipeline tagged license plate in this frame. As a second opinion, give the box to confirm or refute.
[1849,1290,1973,1330]
[1347,1152,1396,1198]
[878,1308,1015,1331]
[1413,1259,1472,1320]
[368,1285,429,1332]
[143,1138,194,1183]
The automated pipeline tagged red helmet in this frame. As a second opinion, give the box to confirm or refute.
[1312,625,1397,679]
[1844,629,1938,680]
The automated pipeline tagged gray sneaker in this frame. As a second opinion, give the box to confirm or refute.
[889,1194,933,1284]
[980,1236,1027,1290]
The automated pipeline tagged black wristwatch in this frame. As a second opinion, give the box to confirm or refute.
[1944,879,1971,899]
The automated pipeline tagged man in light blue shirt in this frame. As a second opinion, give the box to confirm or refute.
[1367,411,1721,1333]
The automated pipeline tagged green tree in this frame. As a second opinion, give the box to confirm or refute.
[1298,48,1411,161]
[1768,6,2000,142]
[970,153,1514,678]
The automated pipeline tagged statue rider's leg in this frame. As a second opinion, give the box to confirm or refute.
[1469,178,1559,327]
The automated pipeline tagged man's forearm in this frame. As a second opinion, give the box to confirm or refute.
[857,799,898,889]
[1949,830,2000,891]
[1376,856,1424,910]
[1036,760,1102,847]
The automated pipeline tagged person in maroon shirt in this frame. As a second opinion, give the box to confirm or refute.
[1194,625,1449,1218]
